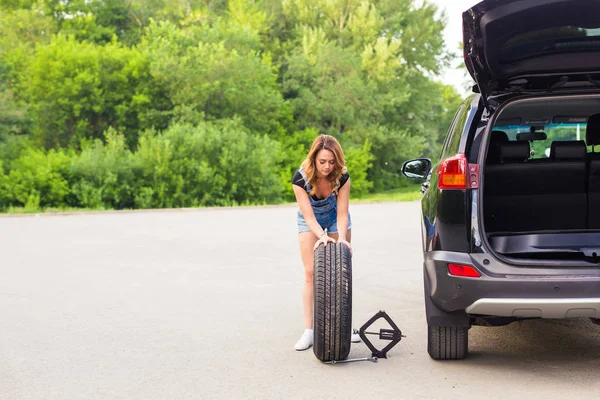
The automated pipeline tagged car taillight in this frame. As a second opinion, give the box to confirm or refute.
[438,154,467,190]
[448,263,481,278]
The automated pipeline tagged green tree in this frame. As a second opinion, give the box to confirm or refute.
[141,19,291,136]
[0,6,56,81]
[0,0,464,210]
[279,0,452,190]
[22,34,161,149]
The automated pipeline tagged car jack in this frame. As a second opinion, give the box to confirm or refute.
[324,356,378,364]
[324,310,405,365]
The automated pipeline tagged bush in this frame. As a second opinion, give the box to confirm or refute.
[0,124,378,211]
[0,146,71,211]
[70,128,136,209]
[344,139,374,198]
[133,120,286,207]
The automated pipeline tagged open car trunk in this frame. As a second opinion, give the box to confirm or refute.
[489,232,600,262]
[463,0,600,101]
[466,0,600,261]
[481,95,600,262]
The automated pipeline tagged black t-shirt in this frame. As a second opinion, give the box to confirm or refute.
[292,170,350,200]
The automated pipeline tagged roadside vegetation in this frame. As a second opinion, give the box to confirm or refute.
[0,0,460,213]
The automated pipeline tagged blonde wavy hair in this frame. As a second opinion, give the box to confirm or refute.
[300,134,346,197]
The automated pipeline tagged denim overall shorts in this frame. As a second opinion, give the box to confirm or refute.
[296,168,352,234]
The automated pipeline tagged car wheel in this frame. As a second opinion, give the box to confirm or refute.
[313,242,352,362]
[427,325,468,360]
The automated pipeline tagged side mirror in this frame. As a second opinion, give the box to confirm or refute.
[402,158,432,179]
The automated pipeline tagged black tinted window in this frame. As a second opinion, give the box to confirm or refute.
[440,104,469,160]
[500,26,600,63]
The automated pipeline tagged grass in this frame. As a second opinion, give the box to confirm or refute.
[352,186,423,203]
[1,186,423,215]
[2,206,101,215]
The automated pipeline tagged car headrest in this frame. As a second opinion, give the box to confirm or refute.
[486,131,511,164]
[587,114,600,146]
[499,141,530,162]
[490,130,509,145]
[551,140,587,160]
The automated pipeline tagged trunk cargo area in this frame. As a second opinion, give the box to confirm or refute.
[482,95,600,261]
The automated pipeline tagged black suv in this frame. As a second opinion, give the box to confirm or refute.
[402,0,600,360]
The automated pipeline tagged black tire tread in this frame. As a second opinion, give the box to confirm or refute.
[427,325,468,360]
[313,242,352,362]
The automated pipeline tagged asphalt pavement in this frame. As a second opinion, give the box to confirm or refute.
[1,202,600,399]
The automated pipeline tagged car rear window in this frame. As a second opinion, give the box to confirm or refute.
[493,122,590,159]
[499,26,600,63]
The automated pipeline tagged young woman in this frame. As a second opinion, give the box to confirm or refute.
[291,134,358,350]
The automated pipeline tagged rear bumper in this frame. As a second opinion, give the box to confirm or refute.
[425,251,600,318]
[466,298,600,318]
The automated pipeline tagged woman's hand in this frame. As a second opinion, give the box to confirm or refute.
[313,235,336,251]
[337,238,352,255]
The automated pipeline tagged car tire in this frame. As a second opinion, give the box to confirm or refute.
[313,242,352,362]
[427,325,468,360]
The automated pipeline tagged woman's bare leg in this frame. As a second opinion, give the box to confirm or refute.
[299,232,318,329]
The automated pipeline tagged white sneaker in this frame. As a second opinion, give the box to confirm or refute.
[295,330,313,351]
[351,331,362,343]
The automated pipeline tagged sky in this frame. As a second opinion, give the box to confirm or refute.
[427,0,479,95]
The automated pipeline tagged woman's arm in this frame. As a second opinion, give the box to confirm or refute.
[336,177,351,241]
[293,185,326,239]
